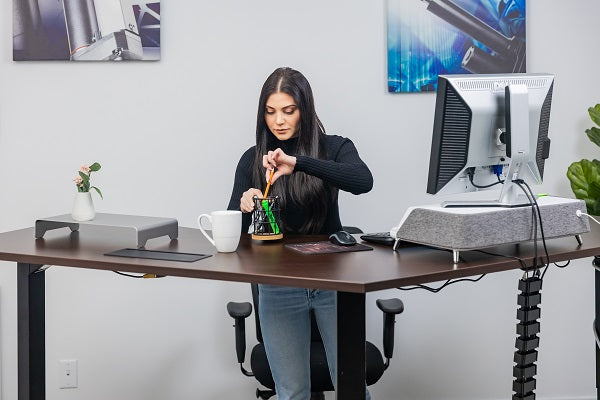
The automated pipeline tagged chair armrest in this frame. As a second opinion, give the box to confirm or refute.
[226,302,253,366]
[376,298,404,367]
[227,301,252,319]
[376,298,404,314]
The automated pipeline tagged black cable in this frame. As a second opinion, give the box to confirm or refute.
[513,180,540,275]
[514,180,572,278]
[474,248,541,304]
[467,168,504,189]
[397,274,486,293]
[113,271,164,279]
[475,249,529,270]
[520,181,550,266]
[553,260,571,268]
[515,183,537,300]
[521,188,572,271]
[511,176,537,326]
[113,271,145,278]
[515,180,555,279]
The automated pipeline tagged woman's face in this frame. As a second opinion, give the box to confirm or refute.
[265,92,300,141]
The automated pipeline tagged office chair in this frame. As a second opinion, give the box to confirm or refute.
[226,227,405,400]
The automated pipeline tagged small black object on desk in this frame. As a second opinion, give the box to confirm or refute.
[360,232,396,246]
[329,230,357,246]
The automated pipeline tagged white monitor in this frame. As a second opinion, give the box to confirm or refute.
[426,73,554,207]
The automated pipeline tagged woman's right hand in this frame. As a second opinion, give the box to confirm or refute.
[240,188,264,213]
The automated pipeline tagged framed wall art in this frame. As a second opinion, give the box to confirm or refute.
[387,0,526,93]
[13,0,160,61]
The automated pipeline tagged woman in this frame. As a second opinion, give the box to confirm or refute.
[227,67,373,400]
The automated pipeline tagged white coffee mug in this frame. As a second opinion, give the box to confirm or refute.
[197,210,242,252]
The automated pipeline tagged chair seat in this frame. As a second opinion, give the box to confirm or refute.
[250,340,385,392]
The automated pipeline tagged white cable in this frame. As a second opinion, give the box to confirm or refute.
[576,210,600,225]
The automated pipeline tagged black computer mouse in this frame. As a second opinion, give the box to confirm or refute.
[329,230,357,246]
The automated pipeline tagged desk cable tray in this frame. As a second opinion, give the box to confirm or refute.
[35,213,178,248]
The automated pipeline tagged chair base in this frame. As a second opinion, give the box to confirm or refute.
[251,340,385,393]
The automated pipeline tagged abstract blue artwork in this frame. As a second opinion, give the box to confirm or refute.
[387,0,526,93]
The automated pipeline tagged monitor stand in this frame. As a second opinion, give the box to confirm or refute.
[35,213,178,248]
[390,196,590,264]
[444,84,539,209]
[441,179,534,208]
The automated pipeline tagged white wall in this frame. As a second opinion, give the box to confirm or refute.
[1,1,599,399]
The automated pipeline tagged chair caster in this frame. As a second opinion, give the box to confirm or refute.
[256,388,276,399]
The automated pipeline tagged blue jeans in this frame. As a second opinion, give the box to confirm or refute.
[258,284,371,400]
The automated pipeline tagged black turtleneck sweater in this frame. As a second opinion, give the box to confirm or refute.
[227,134,373,235]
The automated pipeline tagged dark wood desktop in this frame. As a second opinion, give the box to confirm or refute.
[1,223,599,400]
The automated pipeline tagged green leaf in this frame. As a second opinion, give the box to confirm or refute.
[589,179,600,200]
[89,162,101,172]
[78,171,90,183]
[588,199,600,216]
[567,162,585,191]
[589,104,600,127]
[586,126,600,147]
[91,186,103,199]
[567,159,600,215]
[587,199,600,216]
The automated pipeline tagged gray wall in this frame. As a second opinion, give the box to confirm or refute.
[1,1,599,399]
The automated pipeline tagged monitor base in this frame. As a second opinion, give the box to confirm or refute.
[442,198,532,208]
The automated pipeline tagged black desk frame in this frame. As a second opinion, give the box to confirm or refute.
[17,262,600,400]
[10,227,600,400]
[18,263,45,400]
[16,263,368,400]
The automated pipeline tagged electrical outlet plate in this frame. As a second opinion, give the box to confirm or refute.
[58,360,78,389]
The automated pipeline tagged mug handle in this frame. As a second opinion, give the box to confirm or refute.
[197,214,215,246]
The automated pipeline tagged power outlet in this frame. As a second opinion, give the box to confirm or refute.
[58,359,78,389]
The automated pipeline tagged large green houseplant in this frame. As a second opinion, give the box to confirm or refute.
[567,104,600,215]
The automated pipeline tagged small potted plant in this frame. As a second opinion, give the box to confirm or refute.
[72,162,103,221]
[566,104,600,215]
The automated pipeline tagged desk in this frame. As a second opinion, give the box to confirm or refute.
[1,224,600,400]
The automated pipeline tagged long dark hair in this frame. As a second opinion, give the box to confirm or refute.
[253,67,333,233]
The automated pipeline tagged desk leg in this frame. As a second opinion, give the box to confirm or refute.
[17,263,45,400]
[336,291,366,400]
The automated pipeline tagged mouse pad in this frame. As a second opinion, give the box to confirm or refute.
[105,248,211,262]
[285,241,373,255]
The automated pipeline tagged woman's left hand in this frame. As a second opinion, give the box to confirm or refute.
[263,148,296,183]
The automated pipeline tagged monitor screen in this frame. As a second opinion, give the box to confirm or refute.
[426,73,554,207]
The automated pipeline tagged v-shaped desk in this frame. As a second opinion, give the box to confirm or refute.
[1,223,599,400]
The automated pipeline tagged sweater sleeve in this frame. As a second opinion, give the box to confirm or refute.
[227,147,255,233]
[294,137,373,194]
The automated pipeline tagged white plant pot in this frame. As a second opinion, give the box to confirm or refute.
[71,192,95,221]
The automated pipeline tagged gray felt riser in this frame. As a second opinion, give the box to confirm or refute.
[395,197,590,251]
